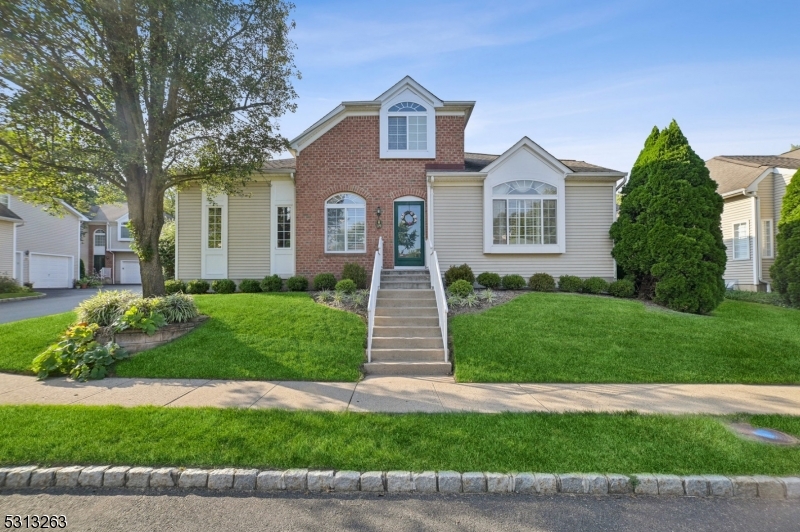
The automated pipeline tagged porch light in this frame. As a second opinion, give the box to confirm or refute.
[375,206,383,229]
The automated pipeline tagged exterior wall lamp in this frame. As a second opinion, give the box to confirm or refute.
[375,206,383,229]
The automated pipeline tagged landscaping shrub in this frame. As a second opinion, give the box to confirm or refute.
[558,275,583,293]
[238,279,262,293]
[444,264,475,286]
[211,279,236,294]
[31,323,128,382]
[610,121,726,314]
[286,275,308,292]
[79,259,86,280]
[448,279,474,297]
[314,273,337,291]
[114,306,167,336]
[164,279,187,295]
[771,169,800,308]
[186,279,210,294]
[528,273,556,292]
[0,275,23,294]
[335,279,357,294]
[341,263,367,289]
[76,290,139,326]
[608,279,636,298]
[476,272,501,289]
[501,274,526,290]
[159,221,176,280]
[158,294,199,323]
[582,277,609,294]
[260,274,283,292]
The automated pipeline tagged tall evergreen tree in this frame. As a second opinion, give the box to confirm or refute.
[770,169,800,307]
[610,121,727,314]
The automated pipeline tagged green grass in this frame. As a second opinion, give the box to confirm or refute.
[0,312,75,374]
[452,293,800,384]
[724,289,793,308]
[115,293,365,381]
[1,405,799,475]
[0,292,43,300]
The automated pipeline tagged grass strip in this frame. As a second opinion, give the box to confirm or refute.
[0,312,75,374]
[1,406,799,475]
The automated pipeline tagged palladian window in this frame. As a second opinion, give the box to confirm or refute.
[388,102,427,151]
[492,180,558,245]
[326,193,366,252]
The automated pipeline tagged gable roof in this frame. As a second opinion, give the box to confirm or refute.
[464,151,623,175]
[716,155,800,170]
[0,203,22,223]
[88,203,128,222]
[781,148,800,159]
[261,158,297,173]
[707,154,800,196]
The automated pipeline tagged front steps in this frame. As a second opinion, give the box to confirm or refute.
[364,270,451,376]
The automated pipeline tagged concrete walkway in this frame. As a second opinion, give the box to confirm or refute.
[2,373,800,414]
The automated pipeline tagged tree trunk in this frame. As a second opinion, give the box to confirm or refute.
[127,168,166,297]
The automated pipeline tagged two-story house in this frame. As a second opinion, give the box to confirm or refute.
[175,77,626,284]
[81,204,142,284]
[707,148,800,292]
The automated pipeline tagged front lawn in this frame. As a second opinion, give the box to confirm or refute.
[1,405,799,475]
[115,293,365,381]
[0,313,76,374]
[452,293,800,384]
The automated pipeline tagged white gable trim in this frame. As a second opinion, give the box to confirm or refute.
[375,76,443,107]
[480,137,574,176]
[745,167,776,194]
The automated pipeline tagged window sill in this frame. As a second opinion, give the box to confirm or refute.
[484,244,564,254]
[324,251,367,256]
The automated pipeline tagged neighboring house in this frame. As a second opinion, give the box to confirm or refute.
[80,204,142,284]
[175,77,626,283]
[0,193,86,288]
[0,198,23,279]
[707,148,800,291]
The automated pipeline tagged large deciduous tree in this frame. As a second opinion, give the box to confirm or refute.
[771,169,800,307]
[0,0,298,296]
[610,120,727,314]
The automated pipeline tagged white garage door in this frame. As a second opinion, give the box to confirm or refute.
[120,260,141,284]
[29,254,72,288]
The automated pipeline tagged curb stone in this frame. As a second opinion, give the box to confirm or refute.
[1,466,798,499]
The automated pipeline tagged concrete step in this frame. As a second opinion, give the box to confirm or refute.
[376,297,438,308]
[372,337,444,349]
[382,269,430,275]
[363,361,451,376]
[380,281,431,290]
[374,316,440,327]
[372,326,441,338]
[375,306,438,317]
[370,348,446,362]
[377,289,436,300]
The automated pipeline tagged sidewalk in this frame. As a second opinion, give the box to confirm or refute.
[2,372,800,414]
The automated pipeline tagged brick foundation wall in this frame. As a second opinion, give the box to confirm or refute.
[295,115,465,281]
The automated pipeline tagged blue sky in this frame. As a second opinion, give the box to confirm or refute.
[277,0,799,173]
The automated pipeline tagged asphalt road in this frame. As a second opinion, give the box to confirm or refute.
[2,490,799,531]
[0,286,141,324]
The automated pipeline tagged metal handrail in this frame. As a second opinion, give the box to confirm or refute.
[426,240,448,362]
[366,237,384,363]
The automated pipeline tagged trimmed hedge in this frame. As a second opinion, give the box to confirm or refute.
[582,277,609,295]
[529,273,556,292]
[260,275,283,292]
[501,274,526,290]
[314,273,337,291]
[444,264,475,286]
[286,276,308,292]
[335,279,356,294]
[608,279,636,298]
[771,169,800,307]
[448,279,474,297]
[342,263,367,289]
[476,272,501,289]
[164,279,187,295]
[186,279,210,294]
[238,279,262,293]
[211,279,236,294]
[558,275,583,293]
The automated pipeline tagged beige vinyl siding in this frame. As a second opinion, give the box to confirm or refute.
[721,195,753,287]
[758,174,775,282]
[11,196,81,282]
[432,183,616,280]
[108,220,133,251]
[0,221,14,276]
[176,187,202,280]
[228,182,270,279]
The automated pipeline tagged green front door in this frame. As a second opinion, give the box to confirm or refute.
[394,201,425,267]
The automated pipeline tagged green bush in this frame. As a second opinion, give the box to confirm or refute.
[0,275,23,294]
[476,272,501,289]
[444,264,475,286]
[186,279,210,294]
[164,279,186,295]
[335,279,357,294]
[558,275,583,293]
[608,279,636,298]
[114,306,167,336]
[582,277,610,294]
[79,259,86,280]
[159,221,176,280]
[314,273,337,291]
[501,274,526,290]
[260,275,283,292]
[341,263,367,289]
[286,275,308,292]
[771,169,800,308]
[76,290,139,326]
[211,279,236,294]
[238,279,262,293]
[158,294,199,323]
[31,323,129,382]
[448,279,474,297]
[529,273,556,292]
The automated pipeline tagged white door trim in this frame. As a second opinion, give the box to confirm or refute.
[201,191,228,279]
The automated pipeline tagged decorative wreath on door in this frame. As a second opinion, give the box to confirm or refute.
[400,210,418,227]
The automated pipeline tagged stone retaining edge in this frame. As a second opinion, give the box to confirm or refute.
[1,466,799,498]
[0,293,45,304]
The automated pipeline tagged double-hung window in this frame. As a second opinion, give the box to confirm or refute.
[732,221,749,260]
[326,193,366,252]
[762,219,774,258]
[388,102,427,151]
[207,207,222,248]
[492,180,558,246]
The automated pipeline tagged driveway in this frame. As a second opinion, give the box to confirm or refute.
[0,285,142,324]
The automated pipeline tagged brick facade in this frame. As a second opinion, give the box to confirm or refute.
[295,114,465,280]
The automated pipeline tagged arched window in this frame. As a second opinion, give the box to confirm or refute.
[388,101,427,151]
[325,193,366,252]
[492,180,558,245]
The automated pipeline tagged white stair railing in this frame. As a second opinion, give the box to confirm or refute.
[366,237,384,363]
[427,240,448,362]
